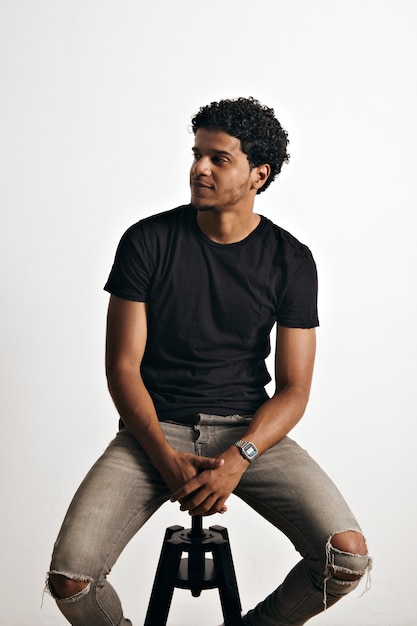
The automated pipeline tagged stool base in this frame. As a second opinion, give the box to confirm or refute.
[144,518,242,626]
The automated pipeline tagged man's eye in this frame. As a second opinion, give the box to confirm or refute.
[193,153,201,161]
[212,157,227,164]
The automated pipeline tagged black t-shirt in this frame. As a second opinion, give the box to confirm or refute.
[104,204,319,422]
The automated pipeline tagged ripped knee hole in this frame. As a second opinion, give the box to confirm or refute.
[325,532,372,583]
[47,571,92,600]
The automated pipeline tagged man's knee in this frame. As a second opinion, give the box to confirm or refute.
[48,572,91,600]
[331,530,367,556]
[326,530,371,583]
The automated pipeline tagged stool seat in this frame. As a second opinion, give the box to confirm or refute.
[144,515,243,626]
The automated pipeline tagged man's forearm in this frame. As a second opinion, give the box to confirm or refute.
[241,384,310,456]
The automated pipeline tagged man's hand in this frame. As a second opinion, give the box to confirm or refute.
[157,450,224,495]
[169,446,249,517]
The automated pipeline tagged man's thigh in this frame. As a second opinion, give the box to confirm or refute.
[50,428,172,577]
[235,436,362,560]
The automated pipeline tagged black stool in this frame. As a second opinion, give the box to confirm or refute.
[144,515,243,626]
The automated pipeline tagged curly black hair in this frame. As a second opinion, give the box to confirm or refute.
[191,97,290,194]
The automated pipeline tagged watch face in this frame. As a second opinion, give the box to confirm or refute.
[243,442,258,459]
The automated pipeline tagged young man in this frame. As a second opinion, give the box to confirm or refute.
[47,97,371,625]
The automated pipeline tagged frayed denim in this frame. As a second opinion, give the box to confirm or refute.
[47,414,371,625]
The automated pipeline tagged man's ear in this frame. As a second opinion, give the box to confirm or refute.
[252,164,271,191]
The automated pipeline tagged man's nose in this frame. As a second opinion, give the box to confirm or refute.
[194,156,211,176]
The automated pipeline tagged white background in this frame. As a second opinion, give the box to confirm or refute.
[1,1,416,624]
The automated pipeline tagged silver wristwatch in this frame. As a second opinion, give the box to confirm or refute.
[234,439,258,462]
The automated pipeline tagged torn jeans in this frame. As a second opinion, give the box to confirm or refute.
[47,414,371,625]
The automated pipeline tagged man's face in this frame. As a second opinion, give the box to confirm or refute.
[190,128,259,212]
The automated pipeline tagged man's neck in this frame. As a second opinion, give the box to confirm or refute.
[196,210,261,244]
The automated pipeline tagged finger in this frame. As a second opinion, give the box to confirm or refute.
[179,486,213,512]
[185,492,219,516]
[185,490,228,516]
[170,478,203,502]
[195,499,228,517]
[194,456,224,470]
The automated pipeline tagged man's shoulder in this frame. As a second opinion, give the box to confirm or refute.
[133,204,193,230]
[261,216,313,257]
[118,205,194,248]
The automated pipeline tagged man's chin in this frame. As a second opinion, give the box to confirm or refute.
[191,199,216,212]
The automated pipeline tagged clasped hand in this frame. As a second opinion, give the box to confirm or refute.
[163,448,248,517]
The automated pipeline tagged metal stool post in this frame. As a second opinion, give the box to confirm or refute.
[144,515,242,626]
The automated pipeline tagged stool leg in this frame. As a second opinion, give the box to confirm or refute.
[144,538,183,626]
[212,541,243,626]
[187,542,208,597]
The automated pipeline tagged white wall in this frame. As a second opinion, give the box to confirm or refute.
[1,1,416,624]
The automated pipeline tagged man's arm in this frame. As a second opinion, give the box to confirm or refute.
[242,325,316,453]
[171,325,316,515]
[105,295,223,493]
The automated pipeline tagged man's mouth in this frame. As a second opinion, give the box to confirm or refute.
[191,179,213,189]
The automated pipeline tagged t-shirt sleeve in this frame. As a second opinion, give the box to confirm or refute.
[104,223,152,302]
[277,247,319,328]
